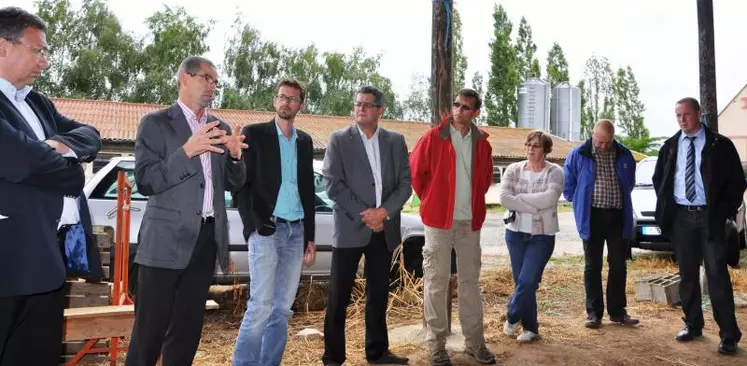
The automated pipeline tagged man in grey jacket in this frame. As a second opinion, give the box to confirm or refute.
[321,85,412,366]
[126,56,246,366]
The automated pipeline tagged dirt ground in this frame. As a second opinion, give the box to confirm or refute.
[83,253,747,366]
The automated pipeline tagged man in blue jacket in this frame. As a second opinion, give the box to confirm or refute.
[563,119,639,329]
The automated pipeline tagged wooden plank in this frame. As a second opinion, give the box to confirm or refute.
[66,295,110,308]
[102,266,110,279]
[63,313,134,341]
[64,305,134,320]
[100,251,111,265]
[205,300,219,311]
[62,339,108,354]
[96,233,113,249]
[65,281,111,295]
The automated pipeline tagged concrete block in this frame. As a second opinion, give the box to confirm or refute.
[635,273,681,305]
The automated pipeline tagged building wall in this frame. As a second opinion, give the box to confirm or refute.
[718,86,747,162]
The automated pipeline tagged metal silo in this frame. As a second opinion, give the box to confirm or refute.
[517,78,550,130]
[551,82,582,141]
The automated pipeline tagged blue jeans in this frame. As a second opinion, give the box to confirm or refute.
[505,229,555,334]
[232,222,304,366]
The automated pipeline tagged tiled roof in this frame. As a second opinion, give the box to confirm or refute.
[51,98,598,161]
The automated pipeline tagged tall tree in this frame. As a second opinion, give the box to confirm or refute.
[578,79,592,139]
[34,0,140,100]
[128,6,212,104]
[403,73,431,122]
[612,66,647,138]
[582,55,615,130]
[452,8,468,93]
[484,4,519,126]
[515,17,540,81]
[546,42,569,88]
[471,71,487,125]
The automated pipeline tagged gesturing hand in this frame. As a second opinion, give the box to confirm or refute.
[225,125,248,160]
[183,121,226,158]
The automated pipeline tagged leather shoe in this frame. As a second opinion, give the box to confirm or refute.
[585,314,601,329]
[675,327,702,342]
[610,313,640,326]
[718,339,738,355]
[368,351,409,364]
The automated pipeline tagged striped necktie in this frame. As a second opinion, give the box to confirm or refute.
[685,136,696,203]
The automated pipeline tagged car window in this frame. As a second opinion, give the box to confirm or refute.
[91,165,233,208]
[635,160,656,186]
[314,172,333,212]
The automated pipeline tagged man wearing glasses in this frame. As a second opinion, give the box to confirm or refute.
[321,85,412,366]
[410,89,496,366]
[0,7,101,365]
[126,55,247,365]
[563,120,638,330]
[233,77,317,365]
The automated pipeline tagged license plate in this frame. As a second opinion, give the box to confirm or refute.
[641,226,661,236]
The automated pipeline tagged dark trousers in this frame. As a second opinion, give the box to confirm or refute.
[322,232,392,364]
[0,284,66,366]
[125,221,217,366]
[671,207,742,342]
[583,208,629,318]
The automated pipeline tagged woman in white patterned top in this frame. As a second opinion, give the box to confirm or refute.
[498,130,564,343]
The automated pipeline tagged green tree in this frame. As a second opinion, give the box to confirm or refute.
[485,4,519,126]
[612,66,647,138]
[546,42,569,88]
[515,17,540,81]
[471,71,487,125]
[403,73,431,122]
[578,79,593,139]
[128,6,212,104]
[582,55,615,130]
[452,8,468,93]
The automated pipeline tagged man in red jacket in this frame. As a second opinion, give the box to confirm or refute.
[410,88,495,366]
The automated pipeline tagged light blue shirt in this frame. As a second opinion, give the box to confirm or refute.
[674,127,706,205]
[273,121,304,221]
[0,78,81,227]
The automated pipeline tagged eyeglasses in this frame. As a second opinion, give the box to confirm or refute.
[3,37,49,59]
[354,101,381,109]
[525,143,543,149]
[275,95,301,104]
[187,72,220,88]
[452,102,474,111]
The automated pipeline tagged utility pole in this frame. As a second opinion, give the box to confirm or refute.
[697,0,717,132]
[431,0,453,126]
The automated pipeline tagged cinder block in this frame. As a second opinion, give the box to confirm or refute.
[635,276,657,301]
[635,273,681,305]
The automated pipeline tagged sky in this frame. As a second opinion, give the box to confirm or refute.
[8,0,747,138]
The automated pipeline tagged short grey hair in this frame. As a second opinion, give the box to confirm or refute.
[176,56,216,85]
[0,7,47,42]
[356,85,384,107]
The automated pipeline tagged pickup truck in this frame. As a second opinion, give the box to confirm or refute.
[84,157,428,284]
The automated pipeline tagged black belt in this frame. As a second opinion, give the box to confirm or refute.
[272,216,303,224]
[677,204,706,212]
[201,216,215,223]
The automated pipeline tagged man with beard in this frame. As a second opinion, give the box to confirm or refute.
[233,77,317,366]
[126,56,247,365]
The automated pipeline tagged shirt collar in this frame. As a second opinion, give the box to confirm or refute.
[0,78,32,102]
[680,126,704,142]
[592,145,616,157]
[449,123,472,138]
[176,99,208,124]
[275,120,297,140]
[357,124,380,140]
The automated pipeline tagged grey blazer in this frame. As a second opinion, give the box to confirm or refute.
[322,124,412,252]
[133,104,246,271]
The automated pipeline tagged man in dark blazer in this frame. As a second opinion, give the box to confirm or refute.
[0,7,101,365]
[126,56,247,366]
[232,77,316,365]
[321,85,412,366]
[652,97,745,355]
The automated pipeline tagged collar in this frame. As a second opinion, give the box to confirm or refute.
[0,78,32,102]
[275,119,297,140]
[449,122,472,138]
[592,145,616,157]
[679,126,705,142]
[176,99,208,123]
[357,123,380,140]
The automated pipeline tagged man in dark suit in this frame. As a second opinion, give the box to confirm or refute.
[321,85,412,366]
[232,77,317,365]
[126,56,246,366]
[652,97,745,355]
[0,7,101,365]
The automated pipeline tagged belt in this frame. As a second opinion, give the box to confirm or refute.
[677,204,706,212]
[272,216,303,224]
[201,216,215,223]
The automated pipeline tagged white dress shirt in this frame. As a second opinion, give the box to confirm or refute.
[0,78,81,228]
[358,124,383,207]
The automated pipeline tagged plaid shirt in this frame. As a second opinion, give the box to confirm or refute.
[592,147,622,209]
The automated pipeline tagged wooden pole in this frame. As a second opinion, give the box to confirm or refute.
[697,0,717,132]
[431,0,453,126]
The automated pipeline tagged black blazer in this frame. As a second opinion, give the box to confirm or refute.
[236,120,315,246]
[0,90,101,297]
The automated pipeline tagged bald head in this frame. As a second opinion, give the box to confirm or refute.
[592,119,615,153]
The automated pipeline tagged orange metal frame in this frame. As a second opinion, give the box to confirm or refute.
[67,171,134,366]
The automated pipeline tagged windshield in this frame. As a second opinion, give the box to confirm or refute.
[635,160,656,186]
